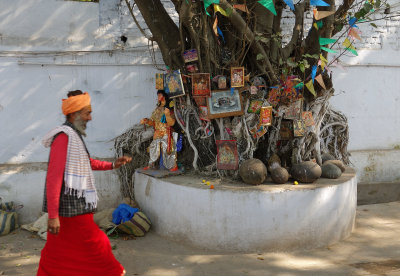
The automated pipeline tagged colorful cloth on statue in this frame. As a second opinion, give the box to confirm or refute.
[151,106,175,139]
[148,135,177,170]
[42,125,98,209]
[37,213,124,276]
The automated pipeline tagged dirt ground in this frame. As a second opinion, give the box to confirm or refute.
[1,201,400,276]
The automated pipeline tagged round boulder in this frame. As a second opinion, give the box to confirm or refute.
[321,153,335,164]
[270,167,289,184]
[268,153,281,171]
[321,163,342,179]
[324,160,346,172]
[239,158,268,185]
[290,161,322,183]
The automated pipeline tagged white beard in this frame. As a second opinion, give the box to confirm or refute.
[73,114,87,137]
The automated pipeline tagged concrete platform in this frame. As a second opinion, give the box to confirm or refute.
[134,168,357,252]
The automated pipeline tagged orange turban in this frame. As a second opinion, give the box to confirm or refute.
[62,92,91,115]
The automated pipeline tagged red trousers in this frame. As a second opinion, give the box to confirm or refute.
[37,213,124,276]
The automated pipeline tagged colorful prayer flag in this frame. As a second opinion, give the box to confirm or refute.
[258,0,277,16]
[305,79,316,97]
[283,0,295,11]
[319,37,337,46]
[310,0,329,6]
[321,46,337,53]
[315,74,326,90]
[214,4,228,16]
[203,0,219,16]
[313,9,335,20]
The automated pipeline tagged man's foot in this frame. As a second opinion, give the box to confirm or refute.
[169,166,179,172]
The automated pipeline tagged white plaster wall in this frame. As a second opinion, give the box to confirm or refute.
[0,0,158,222]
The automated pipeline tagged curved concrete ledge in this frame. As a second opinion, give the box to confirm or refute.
[134,168,357,252]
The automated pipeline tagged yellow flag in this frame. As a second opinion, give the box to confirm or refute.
[315,74,326,90]
[342,38,356,50]
[213,17,218,36]
[306,79,316,97]
[319,54,328,63]
[313,23,319,30]
[214,4,228,16]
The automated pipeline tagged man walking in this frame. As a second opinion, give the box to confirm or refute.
[37,90,131,276]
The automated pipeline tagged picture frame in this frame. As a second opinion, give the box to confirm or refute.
[230,67,245,87]
[284,99,303,120]
[198,106,210,121]
[302,111,315,127]
[155,73,164,90]
[192,73,211,97]
[216,140,239,170]
[250,125,268,139]
[293,119,306,137]
[218,76,227,89]
[207,89,244,119]
[164,70,185,98]
[259,106,273,126]
[247,99,263,114]
[280,120,293,140]
[183,49,198,63]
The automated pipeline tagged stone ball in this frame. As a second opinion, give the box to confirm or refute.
[267,153,281,170]
[239,158,268,185]
[321,163,342,179]
[321,153,335,164]
[290,161,322,183]
[270,167,289,184]
[324,160,346,172]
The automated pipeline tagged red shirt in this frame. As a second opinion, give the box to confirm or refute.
[46,133,113,219]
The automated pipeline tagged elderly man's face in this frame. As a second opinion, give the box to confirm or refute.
[71,105,92,136]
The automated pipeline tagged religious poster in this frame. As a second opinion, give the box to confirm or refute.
[302,111,315,127]
[230,67,245,87]
[164,70,185,98]
[218,76,227,89]
[267,87,281,107]
[247,99,263,114]
[192,73,211,97]
[259,106,273,126]
[183,49,198,63]
[198,106,210,121]
[293,119,306,137]
[216,140,239,170]
[284,99,302,120]
[280,120,293,140]
[250,125,268,139]
[155,73,164,90]
[207,89,244,119]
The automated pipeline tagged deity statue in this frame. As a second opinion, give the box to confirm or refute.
[140,90,179,172]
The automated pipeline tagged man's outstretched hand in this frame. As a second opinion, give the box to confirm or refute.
[113,156,132,169]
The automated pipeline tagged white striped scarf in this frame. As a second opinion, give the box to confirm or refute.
[42,125,98,209]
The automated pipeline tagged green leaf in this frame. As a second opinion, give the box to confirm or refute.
[374,0,381,8]
[370,23,378,28]
[256,54,265,61]
[260,37,269,43]
[299,63,305,73]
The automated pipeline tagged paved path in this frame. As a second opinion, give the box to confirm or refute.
[0,202,399,276]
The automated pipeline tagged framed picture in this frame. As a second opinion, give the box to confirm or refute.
[293,119,306,137]
[193,96,207,106]
[183,49,198,63]
[216,140,239,170]
[231,67,245,87]
[284,99,302,120]
[192,73,211,97]
[250,125,268,139]
[259,106,273,126]
[302,111,315,127]
[155,73,164,90]
[186,63,199,73]
[218,76,227,89]
[280,120,293,140]
[164,70,185,98]
[207,89,244,119]
[247,99,263,114]
[198,106,210,121]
